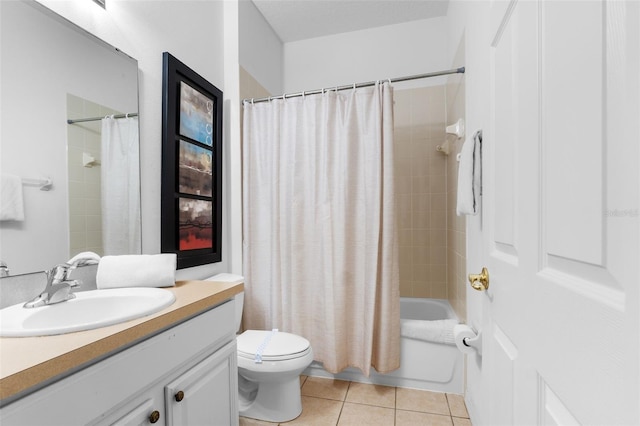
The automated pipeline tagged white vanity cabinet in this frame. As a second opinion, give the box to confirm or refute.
[0,300,238,426]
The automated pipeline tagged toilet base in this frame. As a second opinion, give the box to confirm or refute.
[238,373,303,422]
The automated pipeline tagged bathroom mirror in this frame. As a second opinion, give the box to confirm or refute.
[0,0,141,276]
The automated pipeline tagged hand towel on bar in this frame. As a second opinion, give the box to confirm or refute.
[0,174,25,221]
[96,254,177,289]
[456,130,483,216]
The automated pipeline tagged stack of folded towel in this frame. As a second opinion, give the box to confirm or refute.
[97,254,177,289]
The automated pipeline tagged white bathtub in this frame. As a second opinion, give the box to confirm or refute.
[304,297,463,393]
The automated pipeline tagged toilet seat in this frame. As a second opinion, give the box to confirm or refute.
[237,330,311,362]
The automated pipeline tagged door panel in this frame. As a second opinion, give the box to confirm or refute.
[491,0,518,263]
[542,1,604,266]
[540,382,580,426]
[487,325,518,426]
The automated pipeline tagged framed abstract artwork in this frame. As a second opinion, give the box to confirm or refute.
[161,52,223,268]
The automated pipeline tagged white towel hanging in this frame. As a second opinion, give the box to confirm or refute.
[456,130,483,216]
[1,174,25,221]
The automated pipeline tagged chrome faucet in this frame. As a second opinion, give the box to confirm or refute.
[0,260,9,278]
[23,254,100,308]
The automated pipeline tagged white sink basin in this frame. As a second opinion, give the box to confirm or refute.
[0,288,176,337]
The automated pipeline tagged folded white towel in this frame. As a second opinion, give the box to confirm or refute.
[456,130,483,216]
[96,254,177,289]
[1,174,25,221]
[401,319,459,345]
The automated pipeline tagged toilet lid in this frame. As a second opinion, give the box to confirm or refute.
[237,330,311,361]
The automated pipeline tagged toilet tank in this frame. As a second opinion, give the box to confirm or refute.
[205,273,244,332]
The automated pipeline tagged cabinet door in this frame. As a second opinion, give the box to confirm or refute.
[111,399,161,426]
[164,340,238,426]
[89,385,165,426]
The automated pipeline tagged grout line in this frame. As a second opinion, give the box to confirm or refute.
[394,386,397,426]
[445,392,453,416]
[334,380,350,426]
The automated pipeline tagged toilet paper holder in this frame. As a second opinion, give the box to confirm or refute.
[462,330,482,353]
[454,324,482,356]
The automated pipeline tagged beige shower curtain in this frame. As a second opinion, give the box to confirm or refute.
[242,83,399,375]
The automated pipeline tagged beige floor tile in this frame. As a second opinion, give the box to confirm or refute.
[300,375,308,387]
[345,382,396,408]
[396,410,453,426]
[453,417,473,426]
[396,387,450,415]
[281,396,343,425]
[338,402,395,426]
[301,376,350,401]
[446,393,469,418]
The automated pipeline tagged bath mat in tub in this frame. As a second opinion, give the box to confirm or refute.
[401,319,459,345]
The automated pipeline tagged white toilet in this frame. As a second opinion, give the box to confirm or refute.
[208,274,314,423]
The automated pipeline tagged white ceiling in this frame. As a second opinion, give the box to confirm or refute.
[251,0,450,43]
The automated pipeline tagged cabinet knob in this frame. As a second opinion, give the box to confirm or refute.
[149,410,160,424]
[175,390,185,402]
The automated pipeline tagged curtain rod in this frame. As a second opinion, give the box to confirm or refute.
[67,112,138,124]
[243,66,465,105]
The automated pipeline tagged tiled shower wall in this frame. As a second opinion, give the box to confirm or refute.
[394,86,448,299]
[66,94,120,259]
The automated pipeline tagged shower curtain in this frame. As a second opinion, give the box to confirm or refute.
[101,116,141,255]
[242,83,400,375]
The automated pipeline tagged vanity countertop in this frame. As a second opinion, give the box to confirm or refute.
[0,280,243,405]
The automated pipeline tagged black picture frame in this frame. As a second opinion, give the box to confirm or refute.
[161,52,223,269]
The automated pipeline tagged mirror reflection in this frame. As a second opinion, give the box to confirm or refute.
[0,0,141,276]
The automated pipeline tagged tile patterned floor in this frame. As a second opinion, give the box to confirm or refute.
[240,376,472,426]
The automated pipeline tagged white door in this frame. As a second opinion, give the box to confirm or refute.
[470,1,640,424]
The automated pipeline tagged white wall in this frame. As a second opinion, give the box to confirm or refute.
[239,0,283,95]
[32,0,237,280]
[283,17,449,93]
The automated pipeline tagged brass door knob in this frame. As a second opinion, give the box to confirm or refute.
[468,267,489,291]
[149,410,160,424]
[175,390,185,402]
